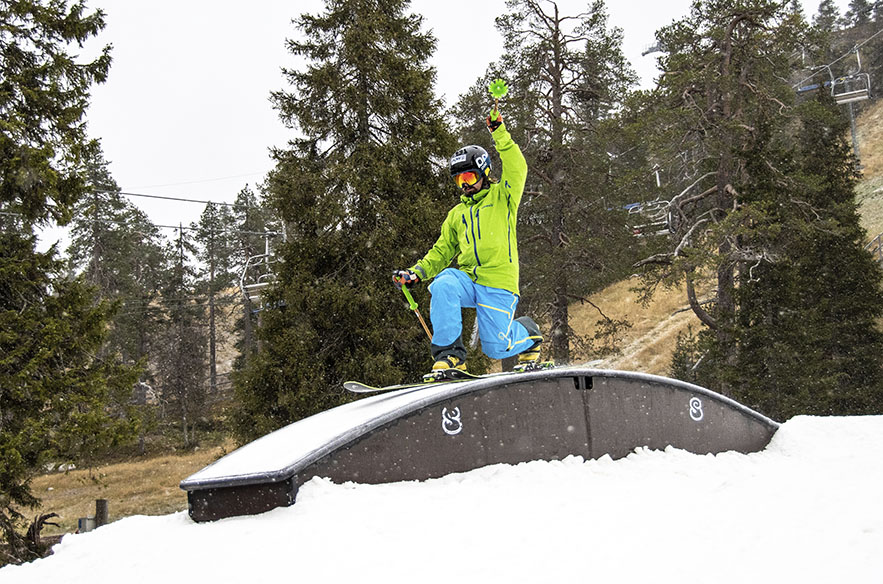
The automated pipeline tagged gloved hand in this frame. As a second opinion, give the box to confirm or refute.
[486,109,503,132]
[392,269,420,289]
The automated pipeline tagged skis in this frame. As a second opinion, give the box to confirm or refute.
[343,368,477,394]
[343,362,554,394]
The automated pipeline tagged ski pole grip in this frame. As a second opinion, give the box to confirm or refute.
[401,285,419,311]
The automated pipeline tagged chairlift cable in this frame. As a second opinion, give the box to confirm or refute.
[794,25,883,89]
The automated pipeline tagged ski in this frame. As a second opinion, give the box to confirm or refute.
[343,361,555,394]
[343,369,475,394]
[343,378,461,394]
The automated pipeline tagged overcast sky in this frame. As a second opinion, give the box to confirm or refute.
[46,0,852,249]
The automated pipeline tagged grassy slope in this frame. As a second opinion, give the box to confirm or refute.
[29,100,883,538]
[569,279,701,376]
[33,443,232,536]
[855,99,883,239]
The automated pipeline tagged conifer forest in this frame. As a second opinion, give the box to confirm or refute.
[4,0,883,563]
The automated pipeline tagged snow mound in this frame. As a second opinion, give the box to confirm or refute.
[3,416,882,583]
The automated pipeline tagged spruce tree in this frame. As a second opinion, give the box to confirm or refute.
[67,144,167,366]
[0,0,110,225]
[0,0,139,562]
[232,0,456,441]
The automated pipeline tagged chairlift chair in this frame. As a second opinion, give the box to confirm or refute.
[831,72,871,104]
[798,47,872,105]
[627,198,672,237]
[238,236,280,305]
[239,256,276,304]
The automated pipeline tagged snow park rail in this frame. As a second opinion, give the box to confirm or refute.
[180,368,779,522]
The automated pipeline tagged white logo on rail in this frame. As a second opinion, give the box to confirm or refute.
[689,397,704,421]
[441,406,463,435]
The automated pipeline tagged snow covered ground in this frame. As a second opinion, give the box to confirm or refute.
[3,415,882,583]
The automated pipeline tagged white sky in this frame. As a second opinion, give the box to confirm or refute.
[44,0,852,249]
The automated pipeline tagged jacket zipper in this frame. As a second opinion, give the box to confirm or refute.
[467,208,481,269]
[507,194,512,262]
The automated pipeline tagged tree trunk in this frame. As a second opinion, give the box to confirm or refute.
[208,236,217,397]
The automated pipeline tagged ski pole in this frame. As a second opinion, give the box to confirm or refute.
[401,285,432,342]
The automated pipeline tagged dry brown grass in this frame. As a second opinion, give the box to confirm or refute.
[30,441,232,536]
[856,100,883,238]
[857,99,883,180]
[567,278,702,376]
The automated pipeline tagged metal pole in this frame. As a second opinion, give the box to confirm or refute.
[849,102,861,162]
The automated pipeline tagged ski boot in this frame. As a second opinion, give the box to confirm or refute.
[423,355,467,383]
[513,316,553,372]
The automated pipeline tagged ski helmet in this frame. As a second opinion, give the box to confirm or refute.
[450,145,492,180]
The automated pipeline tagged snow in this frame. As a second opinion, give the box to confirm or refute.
[4,415,883,583]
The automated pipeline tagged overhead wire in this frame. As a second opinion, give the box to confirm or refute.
[81,189,284,237]
[794,17,883,88]
[109,189,236,207]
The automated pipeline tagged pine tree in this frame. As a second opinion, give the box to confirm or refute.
[192,202,237,399]
[232,0,456,442]
[229,184,282,358]
[635,1,804,393]
[844,0,873,27]
[461,0,638,363]
[155,227,207,446]
[674,92,883,419]
[231,185,279,279]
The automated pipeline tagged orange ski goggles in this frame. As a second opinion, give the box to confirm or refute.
[453,170,482,189]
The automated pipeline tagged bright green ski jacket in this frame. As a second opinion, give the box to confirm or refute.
[412,123,528,295]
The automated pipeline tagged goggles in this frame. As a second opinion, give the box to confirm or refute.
[453,170,482,189]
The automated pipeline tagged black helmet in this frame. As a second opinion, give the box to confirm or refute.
[450,145,492,179]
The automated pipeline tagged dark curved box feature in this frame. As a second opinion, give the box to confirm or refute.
[181,368,778,522]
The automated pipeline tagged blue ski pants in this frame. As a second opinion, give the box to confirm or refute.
[428,268,534,360]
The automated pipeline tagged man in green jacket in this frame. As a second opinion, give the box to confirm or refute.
[394,109,543,374]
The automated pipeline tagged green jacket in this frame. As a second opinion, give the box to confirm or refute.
[413,123,528,295]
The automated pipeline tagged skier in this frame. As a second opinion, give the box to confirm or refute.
[393,108,544,375]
